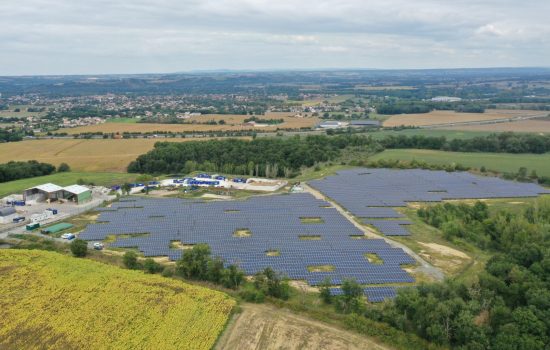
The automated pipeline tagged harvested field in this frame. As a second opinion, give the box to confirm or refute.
[215,303,391,350]
[0,249,235,350]
[383,109,547,127]
[65,113,319,134]
[442,118,550,133]
[0,138,226,172]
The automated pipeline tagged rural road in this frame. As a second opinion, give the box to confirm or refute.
[303,183,445,281]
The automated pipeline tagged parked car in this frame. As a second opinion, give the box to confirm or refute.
[93,242,104,250]
[61,233,75,240]
[12,216,26,223]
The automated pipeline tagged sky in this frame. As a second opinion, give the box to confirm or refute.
[1,0,549,75]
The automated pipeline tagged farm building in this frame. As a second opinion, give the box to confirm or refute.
[23,183,64,203]
[23,183,92,204]
[62,185,92,204]
[0,207,18,224]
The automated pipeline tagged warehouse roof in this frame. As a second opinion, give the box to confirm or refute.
[63,185,90,195]
[27,183,64,193]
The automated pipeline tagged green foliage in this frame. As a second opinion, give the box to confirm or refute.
[175,244,245,289]
[334,279,365,314]
[127,135,376,177]
[319,277,333,304]
[122,251,140,270]
[0,160,56,183]
[69,239,87,257]
[368,198,550,348]
[239,284,265,303]
[143,258,163,274]
[57,163,71,172]
[252,267,291,300]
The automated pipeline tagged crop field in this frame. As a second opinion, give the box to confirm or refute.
[442,118,550,133]
[367,129,496,140]
[64,113,319,134]
[0,172,138,198]
[370,149,550,177]
[0,105,48,118]
[0,249,235,350]
[0,138,219,172]
[383,109,547,127]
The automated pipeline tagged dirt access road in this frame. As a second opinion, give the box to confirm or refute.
[215,303,393,350]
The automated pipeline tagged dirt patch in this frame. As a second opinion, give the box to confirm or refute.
[215,303,392,350]
[418,242,470,259]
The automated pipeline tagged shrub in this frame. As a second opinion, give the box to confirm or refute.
[58,163,71,172]
[70,239,88,257]
[123,251,140,270]
[143,258,163,274]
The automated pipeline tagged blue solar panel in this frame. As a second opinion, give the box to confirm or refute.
[80,193,416,288]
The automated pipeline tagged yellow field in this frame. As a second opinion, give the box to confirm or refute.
[0,249,235,350]
[442,119,550,133]
[65,113,318,134]
[0,138,230,172]
[383,109,547,127]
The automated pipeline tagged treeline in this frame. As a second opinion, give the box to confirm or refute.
[127,135,374,177]
[0,161,58,183]
[322,199,550,349]
[382,132,550,154]
[243,116,284,125]
[0,129,24,142]
[376,101,485,115]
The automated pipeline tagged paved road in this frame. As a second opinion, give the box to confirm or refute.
[303,183,445,281]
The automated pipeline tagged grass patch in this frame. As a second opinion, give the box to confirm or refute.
[300,217,324,224]
[265,249,280,257]
[364,253,384,265]
[307,265,335,272]
[170,241,194,250]
[298,235,322,240]
[233,229,252,238]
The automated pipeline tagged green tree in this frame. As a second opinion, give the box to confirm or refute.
[143,258,162,273]
[319,277,333,304]
[176,244,211,280]
[221,264,245,289]
[57,163,71,172]
[123,251,140,269]
[70,239,87,257]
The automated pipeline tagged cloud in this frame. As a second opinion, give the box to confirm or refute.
[0,0,548,74]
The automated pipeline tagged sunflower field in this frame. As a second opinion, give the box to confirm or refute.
[0,249,235,349]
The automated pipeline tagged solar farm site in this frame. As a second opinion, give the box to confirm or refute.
[80,193,415,297]
[309,168,550,236]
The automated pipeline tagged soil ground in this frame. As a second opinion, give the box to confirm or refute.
[215,303,393,350]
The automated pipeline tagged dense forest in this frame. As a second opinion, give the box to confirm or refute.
[318,199,550,349]
[127,135,375,177]
[0,161,57,183]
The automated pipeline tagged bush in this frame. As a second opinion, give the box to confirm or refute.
[70,239,88,257]
[58,163,71,172]
[123,251,141,270]
[239,285,265,303]
[143,258,163,274]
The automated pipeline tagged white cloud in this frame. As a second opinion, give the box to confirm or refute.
[0,0,548,74]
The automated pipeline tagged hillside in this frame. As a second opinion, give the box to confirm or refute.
[0,249,235,350]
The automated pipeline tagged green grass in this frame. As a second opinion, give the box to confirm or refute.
[370,149,550,177]
[0,172,139,198]
[106,117,138,123]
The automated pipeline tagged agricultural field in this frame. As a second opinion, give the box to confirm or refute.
[64,113,318,134]
[0,172,137,198]
[370,149,550,177]
[0,249,235,350]
[442,118,550,133]
[216,303,391,350]
[382,109,547,127]
[0,105,48,118]
[0,138,217,172]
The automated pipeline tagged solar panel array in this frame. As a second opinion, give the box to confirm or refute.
[309,168,550,236]
[364,220,412,236]
[80,193,415,287]
[330,286,398,302]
